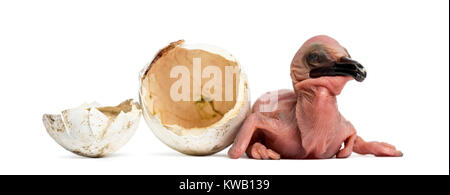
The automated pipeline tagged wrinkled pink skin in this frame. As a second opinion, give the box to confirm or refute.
[228,35,403,159]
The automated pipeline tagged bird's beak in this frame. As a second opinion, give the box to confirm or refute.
[309,57,367,82]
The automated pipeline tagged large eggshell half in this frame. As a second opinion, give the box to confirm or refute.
[42,99,141,157]
[139,40,251,155]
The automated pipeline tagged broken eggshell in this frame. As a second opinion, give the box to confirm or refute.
[139,40,251,155]
[42,99,141,158]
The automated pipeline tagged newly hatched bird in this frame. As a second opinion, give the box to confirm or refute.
[228,35,402,159]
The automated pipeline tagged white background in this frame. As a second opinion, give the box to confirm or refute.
[0,0,448,175]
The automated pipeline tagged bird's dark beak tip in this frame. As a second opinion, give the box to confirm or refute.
[355,72,367,82]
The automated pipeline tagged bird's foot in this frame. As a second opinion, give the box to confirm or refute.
[246,142,281,160]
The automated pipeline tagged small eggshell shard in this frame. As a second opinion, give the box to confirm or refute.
[43,99,141,158]
[139,40,251,155]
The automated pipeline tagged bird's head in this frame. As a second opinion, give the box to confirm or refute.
[291,35,367,95]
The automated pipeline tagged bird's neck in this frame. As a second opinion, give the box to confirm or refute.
[295,87,342,158]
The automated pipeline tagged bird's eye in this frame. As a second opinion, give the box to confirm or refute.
[306,51,326,67]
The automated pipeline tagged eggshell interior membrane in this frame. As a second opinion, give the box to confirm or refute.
[143,40,239,129]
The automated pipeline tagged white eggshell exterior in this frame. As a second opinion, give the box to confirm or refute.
[42,101,141,157]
